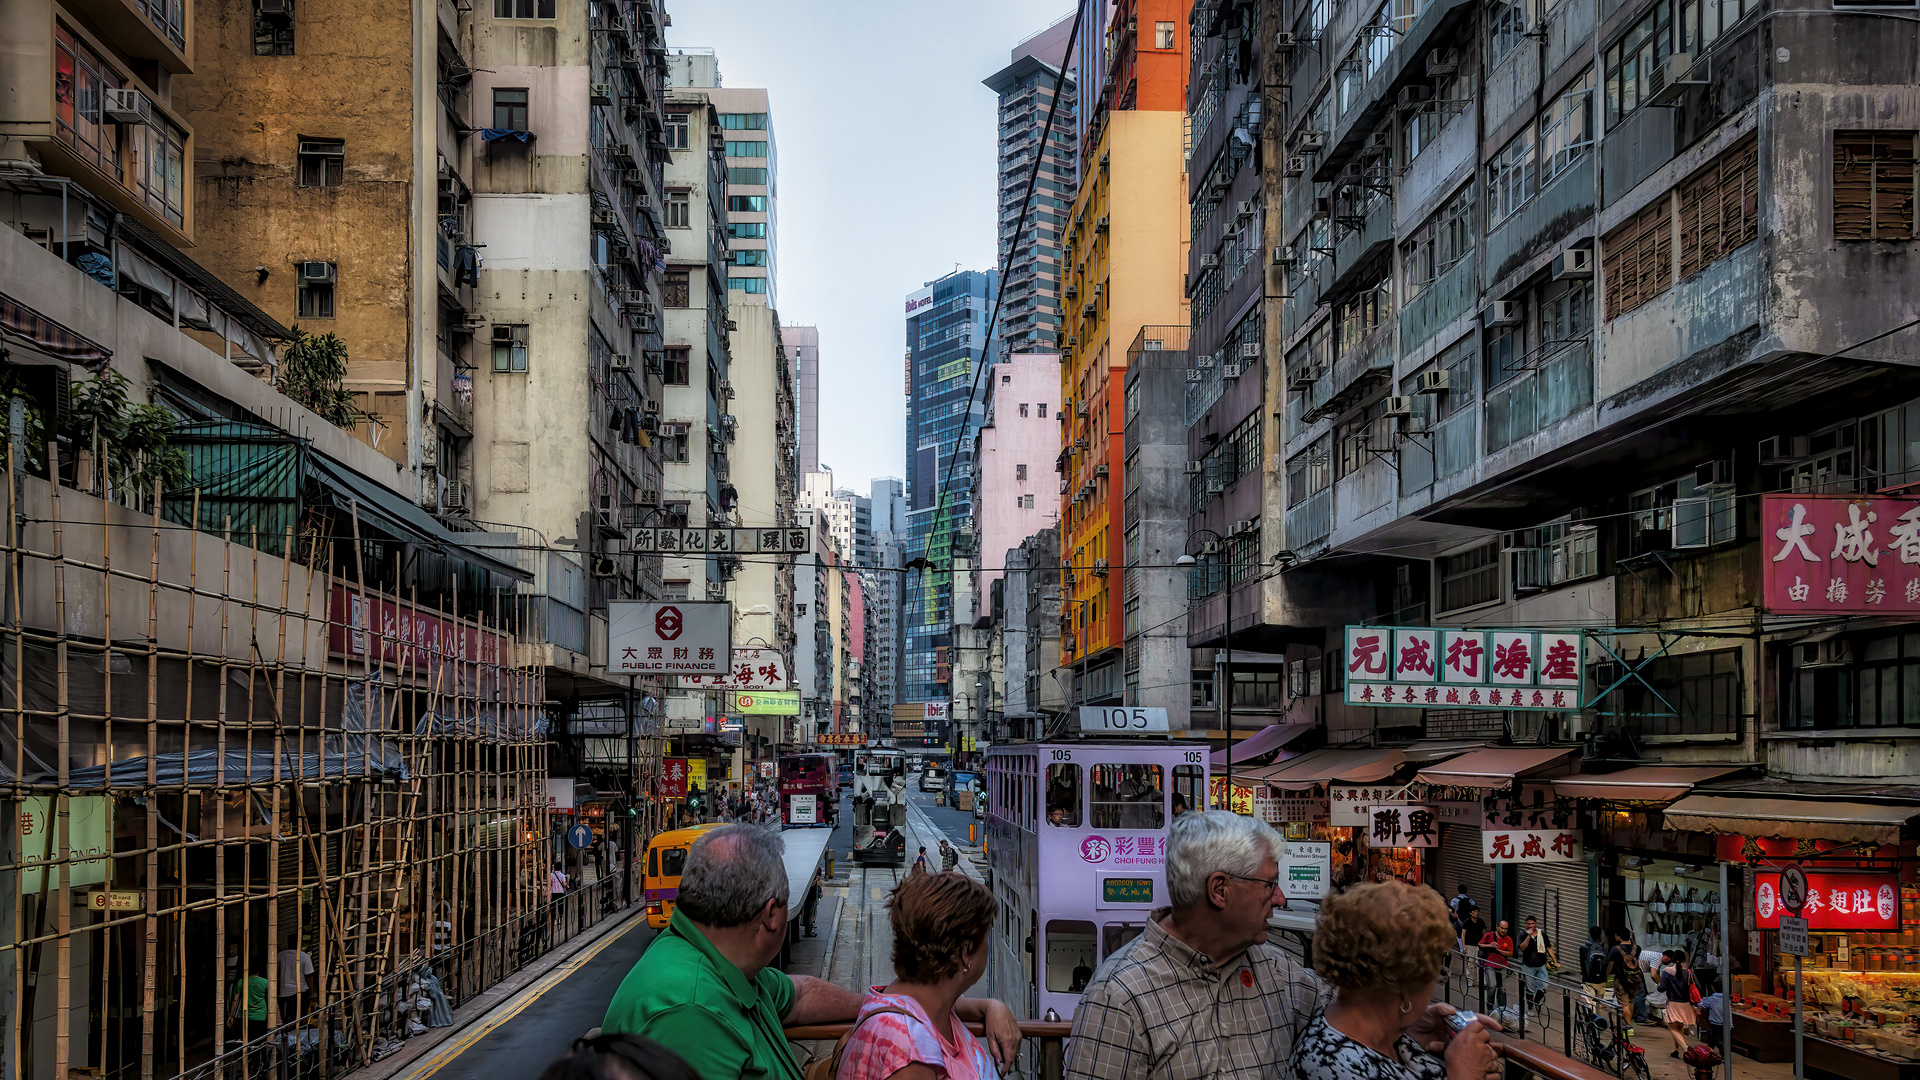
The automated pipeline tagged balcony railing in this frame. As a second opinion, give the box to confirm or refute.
[1485,339,1593,454]
[1285,487,1333,548]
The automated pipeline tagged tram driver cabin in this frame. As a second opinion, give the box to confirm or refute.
[983,740,1210,1021]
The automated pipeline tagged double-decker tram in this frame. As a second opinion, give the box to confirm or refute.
[851,748,908,864]
[984,738,1209,1021]
[778,752,836,828]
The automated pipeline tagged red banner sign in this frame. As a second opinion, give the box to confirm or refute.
[1754,871,1902,929]
[328,586,510,669]
[660,758,689,799]
[1761,495,1920,614]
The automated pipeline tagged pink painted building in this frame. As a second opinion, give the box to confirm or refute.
[973,353,1062,621]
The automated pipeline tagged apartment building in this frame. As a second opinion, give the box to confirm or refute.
[971,352,1064,622]
[1000,529,1070,739]
[1059,0,1192,705]
[788,323,821,474]
[985,17,1080,360]
[865,476,910,733]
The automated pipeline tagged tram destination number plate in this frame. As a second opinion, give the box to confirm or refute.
[1102,877,1156,904]
[1079,706,1170,733]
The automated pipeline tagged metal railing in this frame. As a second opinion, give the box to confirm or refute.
[1440,948,1656,1080]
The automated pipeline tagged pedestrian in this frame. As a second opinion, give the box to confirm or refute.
[1282,881,1499,1080]
[1477,919,1514,1011]
[550,862,569,900]
[1697,975,1726,1050]
[939,839,959,874]
[1456,903,1487,1005]
[276,938,314,1023]
[1578,925,1612,1003]
[227,965,271,1044]
[1518,916,1557,1011]
[538,1032,701,1080]
[1609,929,1643,1025]
[802,871,823,938]
[831,872,1018,1080]
[1063,811,1477,1080]
[1656,949,1699,1058]
[1449,885,1472,918]
[601,824,1016,1080]
[912,847,929,875]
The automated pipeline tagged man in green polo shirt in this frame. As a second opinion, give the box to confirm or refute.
[603,824,1020,1080]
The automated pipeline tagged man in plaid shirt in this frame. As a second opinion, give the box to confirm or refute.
[1065,812,1476,1080]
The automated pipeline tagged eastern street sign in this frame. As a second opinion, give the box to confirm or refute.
[628,526,811,555]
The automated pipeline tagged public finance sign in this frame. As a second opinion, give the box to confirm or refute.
[1343,626,1582,710]
[609,601,730,675]
[1761,494,1920,613]
[1754,870,1902,930]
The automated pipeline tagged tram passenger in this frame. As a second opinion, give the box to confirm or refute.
[1064,812,1485,1080]
[1117,767,1164,830]
[602,824,1017,1080]
[1048,766,1081,826]
[1282,881,1499,1080]
[834,872,1020,1080]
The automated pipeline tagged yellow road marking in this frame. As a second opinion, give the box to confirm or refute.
[396,915,649,1080]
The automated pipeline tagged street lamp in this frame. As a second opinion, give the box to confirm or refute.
[1174,530,1233,806]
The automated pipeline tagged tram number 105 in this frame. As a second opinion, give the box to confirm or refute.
[1077,706,1170,733]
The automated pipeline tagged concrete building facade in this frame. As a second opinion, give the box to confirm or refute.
[787,323,820,475]
[971,352,1063,622]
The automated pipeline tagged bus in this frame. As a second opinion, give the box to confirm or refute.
[983,740,1209,1021]
[852,748,908,864]
[920,761,949,793]
[643,822,721,928]
[778,752,836,828]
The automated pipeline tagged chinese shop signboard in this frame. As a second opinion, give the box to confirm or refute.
[1330,783,1420,826]
[679,647,790,690]
[1365,805,1441,848]
[1343,627,1582,710]
[1754,871,1902,930]
[1761,495,1920,613]
[818,734,867,747]
[1481,785,1581,864]
[660,758,689,798]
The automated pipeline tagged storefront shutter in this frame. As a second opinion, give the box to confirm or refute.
[1439,823,1494,917]
[1516,857,1591,973]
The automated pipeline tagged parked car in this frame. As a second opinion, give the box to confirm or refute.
[837,766,853,788]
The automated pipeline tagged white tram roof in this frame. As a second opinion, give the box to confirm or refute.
[986,738,1212,750]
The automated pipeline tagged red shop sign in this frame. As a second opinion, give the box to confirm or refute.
[660,758,688,799]
[328,586,510,669]
[1754,871,1902,930]
[1761,494,1920,614]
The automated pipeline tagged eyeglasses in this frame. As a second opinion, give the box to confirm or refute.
[1225,872,1281,892]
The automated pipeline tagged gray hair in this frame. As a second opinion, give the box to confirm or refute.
[1165,810,1282,909]
[677,824,788,927]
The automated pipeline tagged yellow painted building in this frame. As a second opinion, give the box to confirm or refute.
[1058,109,1189,670]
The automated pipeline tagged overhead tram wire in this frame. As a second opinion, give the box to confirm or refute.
[922,3,1084,570]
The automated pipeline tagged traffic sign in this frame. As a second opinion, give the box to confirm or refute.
[1779,915,1810,957]
[1780,865,1808,915]
[566,824,594,849]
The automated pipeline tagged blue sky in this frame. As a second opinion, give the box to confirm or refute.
[670,1,1069,496]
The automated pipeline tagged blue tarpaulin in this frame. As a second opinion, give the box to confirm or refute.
[480,128,533,143]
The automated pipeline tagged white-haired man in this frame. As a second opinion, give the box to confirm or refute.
[1064,811,1483,1080]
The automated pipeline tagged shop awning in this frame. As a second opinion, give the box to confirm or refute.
[1660,794,1920,846]
[1551,766,1745,803]
[1211,722,1314,767]
[1244,746,1404,789]
[1413,747,1574,787]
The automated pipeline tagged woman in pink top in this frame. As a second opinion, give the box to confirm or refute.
[837,873,1018,1080]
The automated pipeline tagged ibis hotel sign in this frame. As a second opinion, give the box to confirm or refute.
[608,601,731,675]
[1343,626,1582,710]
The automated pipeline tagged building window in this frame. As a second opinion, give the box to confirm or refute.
[1538,69,1594,186]
[663,271,690,308]
[138,114,188,229]
[1287,436,1334,503]
[1602,200,1673,319]
[728,222,767,239]
[1037,403,1047,417]
[1486,128,1538,226]
[1508,517,1600,592]
[54,25,125,176]
[718,113,768,130]
[297,138,344,187]
[493,88,529,132]
[1785,632,1920,730]
[727,167,769,186]
[1437,543,1500,611]
[665,191,690,228]
[664,346,691,385]
[728,195,767,213]
[1155,20,1176,48]
[729,276,768,293]
[252,0,295,54]
[1599,648,1742,736]
[1403,183,1475,299]
[1834,131,1916,241]
[725,141,768,157]
[491,324,529,373]
[1488,0,1530,67]
[730,249,767,266]
[664,112,689,150]
[661,423,691,463]
[1679,135,1760,271]
[1604,0,1673,127]
[297,264,336,319]
[1018,403,1030,417]
[493,0,555,16]
[1016,463,1028,481]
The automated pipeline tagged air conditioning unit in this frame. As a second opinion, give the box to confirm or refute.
[1238,342,1260,360]
[1201,540,1220,555]
[1484,300,1522,326]
[1555,247,1595,279]
[1185,369,1203,383]
[1415,369,1450,394]
[610,352,632,372]
[1206,480,1226,494]
[102,88,152,126]
[1757,435,1809,464]
[1273,248,1297,269]
[1273,31,1298,49]
[1648,53,1701,106]
[300,261,335,282]
[1222,364,1243,379]
[1093,463,1109,478]
[257,0,292,14]
[644,351,663,374]
[1075,401,1089,416]
[1383,396,1414,417]
[592,206,620,227]
[1064,284,1078,300]
[1196,352,1216,368]
[718,379,735,397]
[1199,253,1221,269]
[1093,558,1109,575]
[591,82,614,105]
[1184,460,1204,474]
[1095,215,1110,232]
[591,555,619,578]
[1234,517,1259,535]
[1235,200,1255,219]
[1312,196,1332,221]
[1082,301,1097,317]
[1291,366,1319,387]
[1060,480,1071,494]
[444,480,469,510]
[1799,636,1853,669]
[1364,131,1393,155]
[1426,48,1459,75]
[1283,156,1307,177]
[1295,130,1327,153]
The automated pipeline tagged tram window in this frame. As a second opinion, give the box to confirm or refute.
[1046,919,1098,993]
[1103,922,1146,958]
[1172,764,1205,817]
[1090,764,1165,829]
[1045,763,1081,826]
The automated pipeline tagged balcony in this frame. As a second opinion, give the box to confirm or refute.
[1329,195,1394,292]
[1485,339,1593,453]
[1399,257,1476,353]
[1484,156,1596,286]
[1314,0,1477,183]
[1307,323,1394,423]
[1285,487,1333,549]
